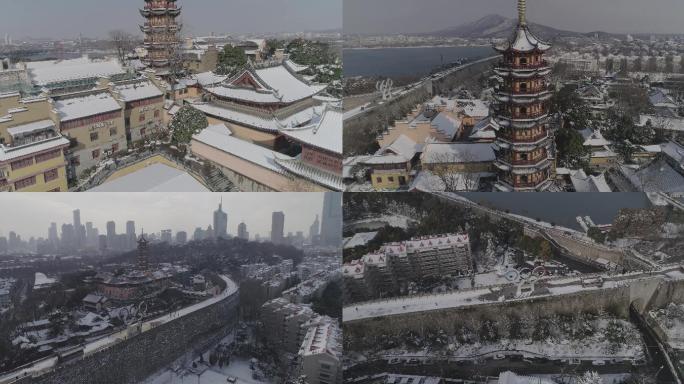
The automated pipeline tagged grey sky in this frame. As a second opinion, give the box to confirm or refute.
[0,0,342,40]
[344,0,684,35]
[0,193,334,240]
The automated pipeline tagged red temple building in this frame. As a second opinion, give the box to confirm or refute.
[492,0,554,191]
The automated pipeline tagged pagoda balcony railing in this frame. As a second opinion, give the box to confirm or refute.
[495,109,548,119]
[498,131,548,143]
[141,23,178,30]
[144,2,177,10]
[497,154,548,167]
[502,179,548,189]
[499,60,550,70]
[500,87,548,95]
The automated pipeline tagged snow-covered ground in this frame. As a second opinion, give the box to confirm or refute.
[145,357,273,384]
[346,214,418,230]
[344,231,379,249]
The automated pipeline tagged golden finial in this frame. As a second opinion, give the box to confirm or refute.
[518,0,527,26]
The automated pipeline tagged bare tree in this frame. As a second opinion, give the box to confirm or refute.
[425,149,481,192]
[109,30,135,65]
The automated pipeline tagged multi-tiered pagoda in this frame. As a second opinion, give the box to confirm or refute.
[140,0,181,69]
[492,0,554,191]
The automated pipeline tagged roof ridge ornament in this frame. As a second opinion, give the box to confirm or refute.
[518,0,527,26]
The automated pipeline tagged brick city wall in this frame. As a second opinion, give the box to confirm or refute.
[21,291,239,384]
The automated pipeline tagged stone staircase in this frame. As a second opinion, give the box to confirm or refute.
[203,167,237,192]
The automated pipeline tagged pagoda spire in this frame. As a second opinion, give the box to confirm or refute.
[517,0,527,26]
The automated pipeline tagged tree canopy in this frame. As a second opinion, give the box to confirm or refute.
[170,105,208,145]
[216,45,247,76]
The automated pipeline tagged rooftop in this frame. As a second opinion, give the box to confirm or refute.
[113,81,163,102]
[279,106,342,154]
[90,163,210,192]
[26,57,126,87]
[52,92,121,122]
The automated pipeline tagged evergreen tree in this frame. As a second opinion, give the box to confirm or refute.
[170,106,209,146]
[216,46,247,76]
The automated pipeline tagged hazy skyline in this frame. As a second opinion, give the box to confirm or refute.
[0,193,334,240]
[344,0,684,35]
[0,0,342,39]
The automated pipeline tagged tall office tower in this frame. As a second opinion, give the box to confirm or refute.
[271,212,285,244]
[85,222,96,247]
[161,229,173,243]
[493,0,554,191]
[237,222,249,240]
[193,227,204,241]
[309,215,320,245]
[176,231,187,244]
[106,221,116,250]
[213,198,228,239]
[60,224,75,250]
[48,223,58,246]
[320,193,342,247]
[73,209,85,247]
[126,221,136,249]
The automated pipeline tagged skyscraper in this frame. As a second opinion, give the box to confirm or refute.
[176,231,187,244]
[320,193,342,246]
[126,221,136,249]
[48,223,58,246]
[493,0,553,191]
[271,212,285,244]
[106,221,116,250]
[213,198,228,239]
[237,222,249,240]
[161,229,173,244]
[309,215,320,245]
[73,209,85,248]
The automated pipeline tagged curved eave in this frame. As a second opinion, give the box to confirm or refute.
[279,133,341,158]
[493,67,551,78]
[495,137,550,150]
[494,92,552,104]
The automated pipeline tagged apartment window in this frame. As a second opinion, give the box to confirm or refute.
[14,176,36,190]
[43,168,59,182]
[320,363,332,370]
[109,127,118,136]
[10,157,33,171]
[139,113,146,122]
[141,128,147,137]
[35,149,61,164]
[92,149,100,159]
[154,110,160,118]
[376,177,382,183]
[71,156,80,166]
[90,132,99,142]
[48,187,60,192]
[112,143,119,153]
[388,176,395,183]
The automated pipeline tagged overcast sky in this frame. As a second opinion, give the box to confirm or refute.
[0,193,334,240]
[0,0,342,39]
[344,0,684,35]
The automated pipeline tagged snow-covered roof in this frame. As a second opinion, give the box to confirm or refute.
[344,231,379,249]
[113,81,163,102]
[90,163,210,192]
[33,273,56,289]
[580,129,611,147]
[456,99,490,118]
[284,59,310,73]
[6,120,55,136]
[210,64,326,104]
[620,159,684,193]
[192,71,228,87]
[279,106,342,154]
[52,92,121,122]
[498,371,556,384]
[431,112,461,139]
[299,321,341,359]
[469,116,500,140]
[26,57,126,86]
[192,123,290,173]
[570,169,612,192]
[342,260,365,279]
[638,114,684,132]
[495,25,551,53]
[192,102,318,133]
[274,156,345,191]
[422,143,496,163]
[0,136,70,163]
[377,134,418,160]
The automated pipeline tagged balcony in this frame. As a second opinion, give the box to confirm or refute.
[499,60,550,70]
[498,131,548,144]
[497,154,548,167]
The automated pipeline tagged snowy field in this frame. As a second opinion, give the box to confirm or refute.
[90,163,209,192]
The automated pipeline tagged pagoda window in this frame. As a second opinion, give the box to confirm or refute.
[519,82,527,92]
[520,57,528,65]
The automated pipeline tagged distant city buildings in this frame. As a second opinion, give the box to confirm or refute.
[213,199,228,238]
[237,221,249,240]
[271,211,285,244]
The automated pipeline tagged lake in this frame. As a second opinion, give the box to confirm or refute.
[343,46,496,78]
[460,193,653,231]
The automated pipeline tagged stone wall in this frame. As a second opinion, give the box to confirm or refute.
[20,290,239,384]
[344,267,684,349]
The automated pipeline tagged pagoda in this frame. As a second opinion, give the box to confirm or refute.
[492,0,554,191]
[137,233,150,271]
[140,0,182,69]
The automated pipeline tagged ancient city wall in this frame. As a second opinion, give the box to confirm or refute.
[19,290,239,384]
[344,268,684,348]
